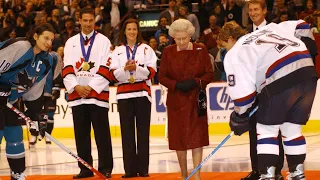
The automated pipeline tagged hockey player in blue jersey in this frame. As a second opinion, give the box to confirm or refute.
[0,23,55,180]
[219,20,318,180]
[29,51,62,146]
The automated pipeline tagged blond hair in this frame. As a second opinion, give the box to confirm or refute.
[218,21,247,42]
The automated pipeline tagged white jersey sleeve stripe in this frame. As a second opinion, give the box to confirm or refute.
[234,91,256,107]
[296,21,310,30]
[266,50,311,78]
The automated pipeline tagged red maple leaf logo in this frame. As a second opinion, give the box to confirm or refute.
[76,58,84,69]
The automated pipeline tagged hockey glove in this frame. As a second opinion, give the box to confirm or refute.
[52,89,60,100]
[175,79,197,92]
[229,111,250,136]
[25,112,47,140]
[0,86,11,110]
[38,114,48,140]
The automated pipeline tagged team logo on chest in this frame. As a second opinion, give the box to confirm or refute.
[10,69,37,92]
[75,58,95,72]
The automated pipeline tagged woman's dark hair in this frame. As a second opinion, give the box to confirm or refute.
[118,18,144,45]
[26,23,55,46]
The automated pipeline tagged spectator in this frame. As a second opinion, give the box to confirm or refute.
[159,0,179,25]
[226,0,242,26]
[149,36,162,64]
[197,0,214,32]
[73,9,81,29]
[157,33,170,64]
[94,6,103,31]
[3,9,16,28]
[59,18,79,45]
[272,0,296,22]
[211,2,226,27]
[109,18,157,178]
[144,0,160,6]
[59,0,71,18]
[279,10,289,22]
[48,8,64,32]
[8,28,16,39]
[177,5,200,41]
[158,19,214,180]
[149,36,159,52]
[235,0,249,28]
[62,7,113,179]
[299,0,316,26]
[33,0,46,11]
[0,0,7,13]
[200,14,221,50]
[70,0,79,17]
[155,17,172,44]
[56,46,64,59]
[20,1,36,25]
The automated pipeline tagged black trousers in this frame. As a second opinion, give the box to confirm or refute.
[72,104,113,173]
[249,112,284,173]
[118,97,151,175]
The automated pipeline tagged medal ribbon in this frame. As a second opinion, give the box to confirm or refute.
[80,31,97,62]
[126,43,138,75]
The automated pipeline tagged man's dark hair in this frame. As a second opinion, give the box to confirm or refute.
[80,7,95,19]
[26,23,55,46]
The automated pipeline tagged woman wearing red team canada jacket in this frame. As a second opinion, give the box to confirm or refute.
[109,18,157,178]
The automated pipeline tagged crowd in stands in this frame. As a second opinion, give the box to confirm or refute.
[0,0,319,82]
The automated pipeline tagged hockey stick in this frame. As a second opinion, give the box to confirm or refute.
[186,106,259,180]
[25,120,31,150]
[6,102,108,180]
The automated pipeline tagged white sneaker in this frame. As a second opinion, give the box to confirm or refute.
[259,166,276,180]
[11,171,26,180]
[286,164,305,180]
[29,135,37,145]
[45,137,51,144]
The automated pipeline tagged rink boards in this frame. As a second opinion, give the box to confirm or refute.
[41,80,320,138]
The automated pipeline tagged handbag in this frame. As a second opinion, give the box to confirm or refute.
[198,78,207,117]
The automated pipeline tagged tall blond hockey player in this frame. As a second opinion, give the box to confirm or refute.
[219,20,318,180]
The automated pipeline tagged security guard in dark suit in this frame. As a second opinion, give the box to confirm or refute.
[243,1,284,180]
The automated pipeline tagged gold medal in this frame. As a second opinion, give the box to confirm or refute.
[128,75,135,84]
[82,62,90,71]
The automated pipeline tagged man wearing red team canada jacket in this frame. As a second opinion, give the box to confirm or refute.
[62,7,113,179]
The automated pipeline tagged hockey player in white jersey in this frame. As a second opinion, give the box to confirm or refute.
[219,20,318,180]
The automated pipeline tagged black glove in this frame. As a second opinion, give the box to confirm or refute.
[52,89,60,100]
[38,114,48,140]
[0,86,10,109]
[175,79,197,92]
[229,111,251,136]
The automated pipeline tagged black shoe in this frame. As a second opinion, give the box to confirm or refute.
[101,172,111,178]
[139,173,149,177]
[121,174,138,178]
[275,173,284,180]
[241,171,260,180]
[73,171,94,179]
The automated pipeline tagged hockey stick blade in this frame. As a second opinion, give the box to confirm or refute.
[186,106,258,180]
[6,102,108,180]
